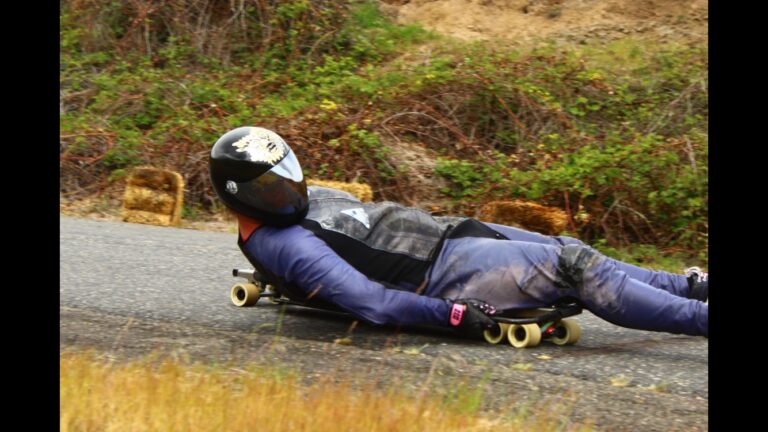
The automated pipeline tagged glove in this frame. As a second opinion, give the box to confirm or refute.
[449,299,497,337]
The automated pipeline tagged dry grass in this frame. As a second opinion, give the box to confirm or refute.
[60,351,594,432]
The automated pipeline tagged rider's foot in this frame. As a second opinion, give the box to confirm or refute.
[684,267,708,303]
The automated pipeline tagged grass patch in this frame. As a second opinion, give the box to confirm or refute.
[60,350,595,431]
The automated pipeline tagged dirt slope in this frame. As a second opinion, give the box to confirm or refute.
[380,0,707,45]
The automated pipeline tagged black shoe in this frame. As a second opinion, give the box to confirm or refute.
[685,267,708,303]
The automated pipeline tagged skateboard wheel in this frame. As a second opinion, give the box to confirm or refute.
[483,323,510,344]
[507,323,542,348]
[551,319,581,345]
[231,283,261,307]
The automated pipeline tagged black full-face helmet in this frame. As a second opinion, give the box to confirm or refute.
[209,126,308,226]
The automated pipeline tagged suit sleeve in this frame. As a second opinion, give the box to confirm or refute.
[245,225,453,327]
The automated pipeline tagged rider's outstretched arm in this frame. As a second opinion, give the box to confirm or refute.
[244,224,453,327]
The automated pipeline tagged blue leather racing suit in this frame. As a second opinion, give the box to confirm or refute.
[239,187,707,337]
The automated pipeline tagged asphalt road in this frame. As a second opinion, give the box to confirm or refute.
[60,216,708,431]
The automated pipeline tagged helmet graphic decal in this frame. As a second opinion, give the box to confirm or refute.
[232,128,287,164]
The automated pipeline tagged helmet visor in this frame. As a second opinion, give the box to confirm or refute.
[234,149,307,219]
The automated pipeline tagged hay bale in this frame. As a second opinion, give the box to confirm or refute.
[122,167,184,227]
[123,187,176,214]
[307,179,373,202]
[126,168,182,192]
[476,200,568,235]
[121,210,177,226]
